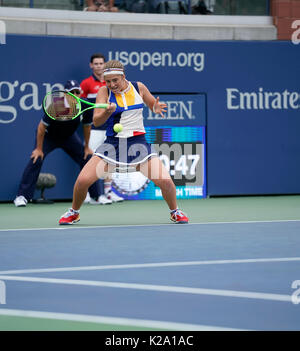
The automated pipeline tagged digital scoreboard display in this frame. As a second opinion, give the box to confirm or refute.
[112,126,206,200]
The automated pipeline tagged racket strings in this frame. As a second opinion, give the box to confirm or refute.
[45,91,79,120]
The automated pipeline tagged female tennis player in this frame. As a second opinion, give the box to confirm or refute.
[59,60,189,224]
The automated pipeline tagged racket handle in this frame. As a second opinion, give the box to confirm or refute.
[95,103,109,108]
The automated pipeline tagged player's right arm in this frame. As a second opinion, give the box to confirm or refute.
[31,121,46,163]
[93,86,116,127]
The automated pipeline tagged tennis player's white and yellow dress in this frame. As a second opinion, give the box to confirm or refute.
[94,81,157,166]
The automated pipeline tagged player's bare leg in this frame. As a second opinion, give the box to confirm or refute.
[72,156,108,210]
[139,157,177,210]
[59,156,109,224]
[139,157,189,223]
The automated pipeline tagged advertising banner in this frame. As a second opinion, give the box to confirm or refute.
[0,34,299,200]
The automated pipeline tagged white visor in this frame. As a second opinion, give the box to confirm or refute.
[103,68,124,76]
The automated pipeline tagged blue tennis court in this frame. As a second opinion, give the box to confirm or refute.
[0,199,299,331]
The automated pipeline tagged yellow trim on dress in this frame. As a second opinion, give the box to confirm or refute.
[115,84,135,108]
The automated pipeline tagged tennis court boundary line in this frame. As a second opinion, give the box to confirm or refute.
[0,275,293,303]
[0,219,300,232]
[0,257,299,275]
[0,308,247,331]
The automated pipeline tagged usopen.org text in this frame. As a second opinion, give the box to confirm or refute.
[108,50,205,72]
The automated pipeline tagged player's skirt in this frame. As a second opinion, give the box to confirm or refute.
[94,134,157,166]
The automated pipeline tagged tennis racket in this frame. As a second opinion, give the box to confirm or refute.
[43,90,109,121]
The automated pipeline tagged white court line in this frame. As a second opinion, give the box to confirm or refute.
[0,275,292,303]
[0,219,300,232]
[0,257,299,275]
[0,308,247,331]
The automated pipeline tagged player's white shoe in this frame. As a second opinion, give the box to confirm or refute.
[106,190,124,203]
[14,196,28,207]
[89,195,112,205]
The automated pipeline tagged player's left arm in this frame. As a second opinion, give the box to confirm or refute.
[137,82,167,117]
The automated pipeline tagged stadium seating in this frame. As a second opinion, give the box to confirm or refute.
[0,0,270,16]
[0,0,83,11]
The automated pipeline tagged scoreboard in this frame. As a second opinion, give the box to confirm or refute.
[112,94,206,200]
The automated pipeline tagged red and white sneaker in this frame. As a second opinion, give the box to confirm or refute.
[59,209,80,225]
[170,209,189,224]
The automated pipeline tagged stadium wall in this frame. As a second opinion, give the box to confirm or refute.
[0,9,299,200]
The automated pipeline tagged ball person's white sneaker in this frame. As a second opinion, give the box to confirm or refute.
[89,195,112,205]
[14,196,28,207]
[98,195,113,205]
[106,190,124,203]
[84,192,91,204]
